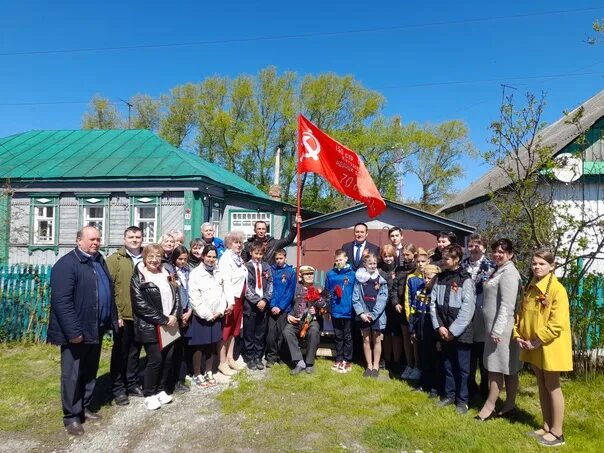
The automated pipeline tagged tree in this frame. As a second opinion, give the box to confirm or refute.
[481,92,604,372]
[131,94,161,130]
[82,95,122,129]
[81,67,472,212]
[403,120,473,211]
[587,18,604,44]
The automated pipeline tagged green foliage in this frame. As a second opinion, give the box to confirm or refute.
[82,95,123,129]
[587,18,604,45]
[403,119,473,210]
[82,67,474,212]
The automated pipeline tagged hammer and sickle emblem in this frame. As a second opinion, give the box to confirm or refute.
[301,131,321,161]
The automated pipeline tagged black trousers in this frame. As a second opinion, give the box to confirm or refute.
[265,309,288,363]
[442,341,472,405]
[243,304,268,362]
[110,320,141,397]
[332,318,353,362]
[60,342,102,426]
[143,342,175,397]
[283,320,320,366]
[419,326,442,393]
[166,336,189,393]
[468,341,488,399]
[352,320,363,362]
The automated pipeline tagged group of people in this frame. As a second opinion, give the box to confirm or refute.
[47,221,572,448]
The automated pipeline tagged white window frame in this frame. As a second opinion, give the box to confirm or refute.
[211,203,223,238]
[78,196,109,244]
[230,211,271,239]
[134,205,158,244]
[32,203,56,245]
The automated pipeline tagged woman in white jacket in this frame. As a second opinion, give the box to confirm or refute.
[217,230,248,376]
[186,244,227,387]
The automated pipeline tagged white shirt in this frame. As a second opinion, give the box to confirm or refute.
[145,269,174,316]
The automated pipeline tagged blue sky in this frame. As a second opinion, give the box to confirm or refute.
[1,0,603,200]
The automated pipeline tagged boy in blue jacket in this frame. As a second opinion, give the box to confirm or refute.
[325,249,356,373]
[265,249,297,367]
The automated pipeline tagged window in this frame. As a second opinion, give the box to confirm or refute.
[230,211,271,239]
[135,205,158,244]
[211,201,223,238]
[78,195,109,244]
[30,197,58,246]
[129,194,161,245]
[83,206,106,242]
[34,205,55,244]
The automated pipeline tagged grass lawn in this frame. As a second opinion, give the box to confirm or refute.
[0,342,112,436]
[218,359,604,452]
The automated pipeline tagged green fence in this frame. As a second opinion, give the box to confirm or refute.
[0,265,51,342]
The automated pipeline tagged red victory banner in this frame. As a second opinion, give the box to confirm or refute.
[297,114,386,218]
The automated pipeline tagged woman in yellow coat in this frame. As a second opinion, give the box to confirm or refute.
[514,249,572,448]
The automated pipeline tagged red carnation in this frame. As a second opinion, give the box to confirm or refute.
[334,285,343,298]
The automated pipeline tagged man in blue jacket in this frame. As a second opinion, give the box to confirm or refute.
[200,222,225,258]
[265,248,296,367]
[48,226,118,436]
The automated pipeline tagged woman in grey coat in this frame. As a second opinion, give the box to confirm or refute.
[475,238,522,421]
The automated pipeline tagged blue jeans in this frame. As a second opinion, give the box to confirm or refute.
[442,341,472,405]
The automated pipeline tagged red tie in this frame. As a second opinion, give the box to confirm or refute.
[257,264,262,290]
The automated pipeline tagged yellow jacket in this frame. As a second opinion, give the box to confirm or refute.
[513,273,573,372]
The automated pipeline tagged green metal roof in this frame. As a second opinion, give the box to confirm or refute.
[0,129,269,199]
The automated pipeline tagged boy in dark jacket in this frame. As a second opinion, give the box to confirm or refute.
[243,243,273,370]
[265,249,296,367]
[429,244,476,414]
[325,249,356,373]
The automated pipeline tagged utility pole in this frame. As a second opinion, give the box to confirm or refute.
[120,98,133,129]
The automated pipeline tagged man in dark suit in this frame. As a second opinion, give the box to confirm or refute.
[341,222,380,270]
[48,226,118,436]
[341,222,380,361]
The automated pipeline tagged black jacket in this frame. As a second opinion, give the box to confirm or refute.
[244,260,274,314]
[341,241,380,271]
[48,248,118,345]
[130,264,182,344]
[390,261,417,308]
[242,226,297,264]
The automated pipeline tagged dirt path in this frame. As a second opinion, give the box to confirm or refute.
[1,371,261,453]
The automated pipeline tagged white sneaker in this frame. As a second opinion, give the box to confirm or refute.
[409,368,422,380]
[156,391,173,405]
[400,366,412,379]
[144,395,161,410]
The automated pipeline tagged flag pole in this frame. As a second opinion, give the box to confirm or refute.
[296,116,302,271]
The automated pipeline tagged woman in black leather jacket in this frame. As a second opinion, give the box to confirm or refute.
[131,243,182,410]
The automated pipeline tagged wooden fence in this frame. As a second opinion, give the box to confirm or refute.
[0,265,51,342]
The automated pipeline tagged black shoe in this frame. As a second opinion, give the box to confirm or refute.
[291,364,305,375]
[265,360,275,368]
[174,382,190,394]
[114,394,129,406]
[411,386,424,393]
[247,360,258,370]
[474,411,495,421]
[84,409,102,421]
[456,403,469,415]
[128,386,144,398]
[65,421,84,436]
[437,397,455,407]
[371,369,379,378]
[428,390,439,399]
[255,359,265,370]
[305,365,315,374]
[363,368,372,378]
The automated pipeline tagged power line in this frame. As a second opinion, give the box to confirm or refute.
[1,6,602,57]
[1,69,602,107]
